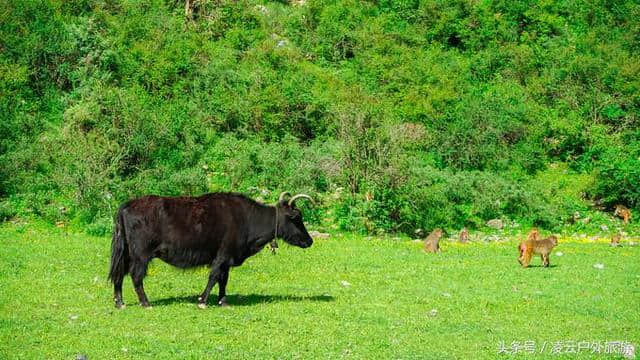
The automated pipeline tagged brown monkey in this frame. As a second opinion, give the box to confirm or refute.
[614,205,631,224]
[518,235,558,268]
[611,234,621,247]
[459,227,469,243]
[527,228,541,242]
[424,228,443,253]
[518,228,542,265]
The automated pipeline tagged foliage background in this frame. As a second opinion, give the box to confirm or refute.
[1,0,638,235]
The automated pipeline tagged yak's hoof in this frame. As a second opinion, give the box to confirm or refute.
[114,299,125,309]
[198,303,207,309]
[218,297,229,307]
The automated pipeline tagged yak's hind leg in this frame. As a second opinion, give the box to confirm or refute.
[217,265,230,306]
[130,258,151,307]
[113,275,125,308]
[198,258,227,308]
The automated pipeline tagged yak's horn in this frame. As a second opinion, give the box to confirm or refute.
[278,192,291,202]
[288,194,315,207]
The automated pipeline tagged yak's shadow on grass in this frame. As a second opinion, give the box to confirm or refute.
[152,293,334,307]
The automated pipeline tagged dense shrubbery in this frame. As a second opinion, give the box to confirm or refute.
[0,0,638,234]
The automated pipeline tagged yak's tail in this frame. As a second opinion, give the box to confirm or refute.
[108,207,129,282]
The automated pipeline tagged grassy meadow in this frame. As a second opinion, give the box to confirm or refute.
[1,221,638,359]
[2,1,640,358]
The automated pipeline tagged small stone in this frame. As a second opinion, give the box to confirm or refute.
[555,251,563,257]
[428,309,438,317]
[70,315,78,320]
[593,263,605,270]
[75,354,88,360]
[600,224,609,232]
[442,292,452,298]
[340,280,351,287]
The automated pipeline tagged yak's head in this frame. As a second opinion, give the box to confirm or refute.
[276,192,314,248]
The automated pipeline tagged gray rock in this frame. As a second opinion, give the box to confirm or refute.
[254,5,268,14]
[309,230,330,239]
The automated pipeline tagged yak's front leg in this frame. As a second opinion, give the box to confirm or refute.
[198,258,226,309]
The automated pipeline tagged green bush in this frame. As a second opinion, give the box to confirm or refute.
[592,140,640,210]
[1,0,638,235]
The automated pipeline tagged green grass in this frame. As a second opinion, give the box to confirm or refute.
[1,221,638,359]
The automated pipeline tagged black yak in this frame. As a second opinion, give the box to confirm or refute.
[108,192,314,308]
